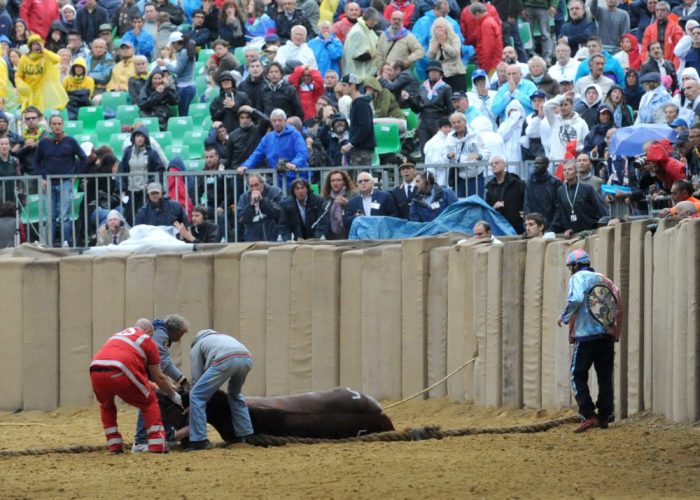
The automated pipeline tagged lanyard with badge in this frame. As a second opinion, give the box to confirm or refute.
[565,181,579,222]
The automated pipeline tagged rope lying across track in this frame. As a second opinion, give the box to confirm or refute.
[0,416,579,457]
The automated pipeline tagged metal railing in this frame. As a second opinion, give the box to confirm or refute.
[10,159,643,247]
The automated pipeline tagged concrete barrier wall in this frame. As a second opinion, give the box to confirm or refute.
[2,220,699,423]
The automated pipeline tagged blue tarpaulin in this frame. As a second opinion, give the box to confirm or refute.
[348,196,517,240]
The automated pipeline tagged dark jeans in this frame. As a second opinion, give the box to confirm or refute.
[178,85,196,117]
[571,337,615,420]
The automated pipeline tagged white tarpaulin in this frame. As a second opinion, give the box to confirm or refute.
[85,225,193,254]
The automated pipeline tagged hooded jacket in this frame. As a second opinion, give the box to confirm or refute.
[348,93,376,151]
[63,57,95,95]
[167,156,194,220]
[210,75,252,132]
[16,34,68,111]
[543,94,589,161]
[574,83,603,129]
[604,85,634,128]
[363,76,405,120]
[582,104,613,157]
[641,18,684,68]
[45,20,67,52]
[524,169,562,226]
[342,17,379,80]
[636,84,671,124]
[646,142,687,190]
[119,126,165,191]
[122,27,155,60]
[621,33,641,70]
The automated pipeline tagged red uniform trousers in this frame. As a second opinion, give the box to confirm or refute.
[90,369,167,453]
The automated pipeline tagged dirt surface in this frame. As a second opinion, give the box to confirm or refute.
[1,399,699,499]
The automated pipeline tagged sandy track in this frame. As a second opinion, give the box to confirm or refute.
[1,399,699,499]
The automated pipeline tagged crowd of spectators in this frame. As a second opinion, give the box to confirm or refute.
[0,0,699,246]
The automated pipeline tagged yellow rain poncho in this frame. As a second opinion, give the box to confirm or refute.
[0,57,18,111]
[15,34,69,111]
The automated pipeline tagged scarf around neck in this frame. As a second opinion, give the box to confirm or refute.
[384,27,408,41]
[423,78,446,99]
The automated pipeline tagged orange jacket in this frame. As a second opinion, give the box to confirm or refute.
[640,18,684,69]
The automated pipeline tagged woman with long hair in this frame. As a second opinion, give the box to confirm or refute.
[161,32,197,116]
[321,169,356,240]
[243,0,277,40]
[604,85,634,128]
[219,0,246,48]
[11,19,30,48]
[426,17,466,93]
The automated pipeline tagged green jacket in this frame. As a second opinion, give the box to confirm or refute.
[364,77,405,120]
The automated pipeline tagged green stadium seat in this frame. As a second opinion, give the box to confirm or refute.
[77,106,104,131]
[195,60,206,76]
[45,109,68,122]
[73,133,97,145]
[519,20,533,50]
[133,117,159,133]
[64,120,84,135]
[183,130,206,159]
[374,123,401,156]
[371,149,380,166]
[151,131,173,149]
[197,48,214,62]
[185,159,204,171]
[234,46,246,66]
[188,102,209,124]
[167,116,194,143]
[95,119,122,145]
[20,194,47,224]
[195,75,208,96]
[165,144,191,160]
[202,116,212,130]
[109,132,131,155]
[101,91,130,114]
[116,104,140,126]
[465,64,476,91]
[401,109,418,132]
[178,23,191,31]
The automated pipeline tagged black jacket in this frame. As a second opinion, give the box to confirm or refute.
[209,88,251,132]
[237,184,283,241]
[184,221,220,243]
[417,82,454,123]
[261,80,304,119]
[348,94,376,151]
[135,197,188,226]
[524,170,562,226]
[238,75,265,111]
[225,111,269,168]
[550,180,608,233]
[76,5,109,43]
[278,192,328,240]
[274,8,313,43]
[390,183,417,220]
[485,173,526,233]
[379,70,420,109]
[138,72,179,131]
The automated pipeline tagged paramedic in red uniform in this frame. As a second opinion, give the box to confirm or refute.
[90,318,183,454]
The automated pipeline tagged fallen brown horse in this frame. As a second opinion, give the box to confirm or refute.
[159,387,395,444]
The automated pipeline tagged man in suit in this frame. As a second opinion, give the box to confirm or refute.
[278,178,328,240]
[391,162,417,220]
[344,171,399,229]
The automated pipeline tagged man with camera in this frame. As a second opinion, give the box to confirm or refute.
[236,173,283,242]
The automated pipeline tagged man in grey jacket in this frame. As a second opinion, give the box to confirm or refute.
[132,314,190,452]
[188,329,254,451]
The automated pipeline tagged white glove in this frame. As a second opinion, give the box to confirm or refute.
[169,392,183,407]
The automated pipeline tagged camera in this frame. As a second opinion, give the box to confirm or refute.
[631,155,647,169]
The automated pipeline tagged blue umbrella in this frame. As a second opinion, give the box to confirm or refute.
[608,124,677,157]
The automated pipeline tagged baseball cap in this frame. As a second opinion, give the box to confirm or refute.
[120,40,134,49]
[530,90,546,100]
[147,182,163,193]
[471,69,488,81]
[450,91,468,100]
[99,23,112,33]
[168,31,184,45]
[341,74,361,85]
[670,118,689,128]
[675,130,690,144]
